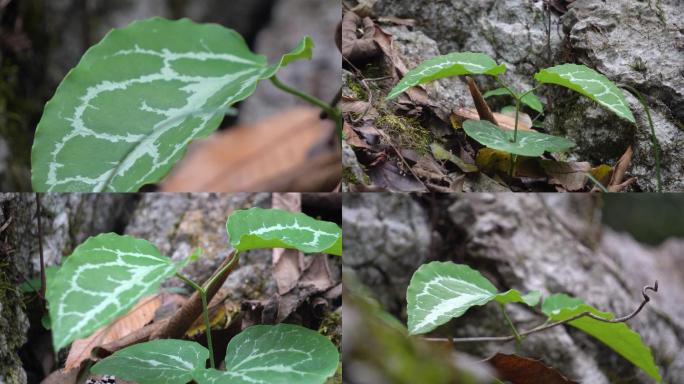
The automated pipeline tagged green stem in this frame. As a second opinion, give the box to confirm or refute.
[270,75,342,140]
[203,251,240,292]
[585,172,609,192]
[176,272,215,369]
[499,303,522,345]
[621,85,661,192]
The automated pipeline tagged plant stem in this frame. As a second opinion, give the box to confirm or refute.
[270,75,342,139]
[203,251,240,292]
[585,172,609,192]
[425,281,658,344]
[500,303,522,344]
[621,85,661,192]
[176,272,215,369]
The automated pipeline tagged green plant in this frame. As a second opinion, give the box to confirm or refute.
[45,207,342,384]
[406,261,662,383]
[386,52,662,191]
[31,17,341,192]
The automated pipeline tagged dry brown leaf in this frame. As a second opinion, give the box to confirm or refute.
[272,194,304,295]
[160,107,337,192]
[452,107,533,131]
[342,11,379,61]
[609,145,633,187]
[466,76,498,126]
[64,293,178,371]
[343,122,373,149]
[541,160,592,191]
[486,353,578,384]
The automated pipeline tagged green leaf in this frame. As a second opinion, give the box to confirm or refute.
[91,339,209,384]
[542,294,662,383]
[386,52,506,100]
[46,233,187,350]
[534,64,635,123]
[32,17,314,192]
[407,262,540,335]
[196,324,339,384]
[483,87,544,114]
[463,119,575,157]
[495,289,541,307]
[227,208,342,256]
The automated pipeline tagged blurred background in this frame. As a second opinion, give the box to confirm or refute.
[0,0,341,192]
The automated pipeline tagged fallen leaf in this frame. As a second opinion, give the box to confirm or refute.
[541,160,591,191]
[272,194,304,295]
[452,107,534,131]
[476,148,544,178]
[368,161,426,191]
[590,164,613,186]
[609,145,633,187]
[430,143,479,173]
[343,121,373,149]
[486,353,579,384]
[342,11,379,61]
[64,293,175,371]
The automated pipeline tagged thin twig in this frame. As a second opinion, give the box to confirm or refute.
[425,281,658,343]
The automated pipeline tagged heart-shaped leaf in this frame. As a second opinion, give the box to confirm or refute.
[91,339,209,384]
[463,119,575,157]
[32,17,314,192]
[542,294,661,383]
[227,208,342,255]
[534,64,635,123]
[386,52,506,100]
[196,324,339,384]
[47,233,188,350]
[407,262,538,335]
[483,87,544,114]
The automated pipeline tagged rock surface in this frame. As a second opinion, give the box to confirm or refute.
[238,0,341,123]
[370,0,684,191]
[342,193,430,314]
[343,193,684,383]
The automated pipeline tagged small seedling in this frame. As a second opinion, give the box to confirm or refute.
[406,261,662,383]
[386,52,661,191]
[31,17,341,192]
[45,207,342,384]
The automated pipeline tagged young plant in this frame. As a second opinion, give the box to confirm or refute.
[406,261,662,383]
[386,52,661,190]
[45,207,342,384]
[31,17,341,192]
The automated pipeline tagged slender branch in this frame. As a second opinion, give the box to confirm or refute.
[425,281,658,344]
[270,75,342,139]
[176,273,214,368]
[620,85,661,192]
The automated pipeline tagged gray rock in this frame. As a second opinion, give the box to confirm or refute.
[558,0,684,191]
[238,0,341,123]
[342,193,430,314]
[123,193,271,287]
[342,141,366,190]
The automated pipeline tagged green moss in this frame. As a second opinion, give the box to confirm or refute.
[376,114,431,154]
[347,81,368,100]
[318,310,341,347]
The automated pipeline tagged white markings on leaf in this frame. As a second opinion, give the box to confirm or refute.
[47,234,181,350]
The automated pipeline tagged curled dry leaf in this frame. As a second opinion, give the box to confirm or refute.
[342,11,379,61]
[486,353,579,384]
[541,160,592,191]
[609,145,633,187]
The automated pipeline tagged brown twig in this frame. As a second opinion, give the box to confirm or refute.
[425,281,658,343]
[466,76,498,126]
